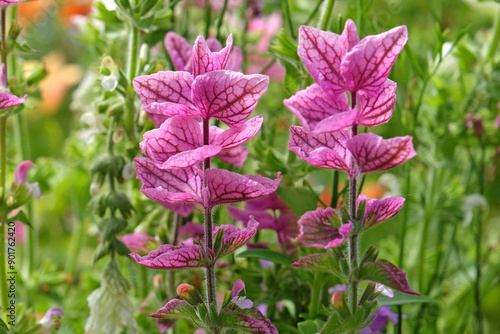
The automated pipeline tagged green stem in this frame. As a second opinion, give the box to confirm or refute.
[396,165,411,333]
[318,0,336,31]
[65,216,86,277]
[347,176,358,315]
[475,140,486,334]
[125,22,139,142]
[204,0,212,37]
[215,0,228,42]
[305,0,324,26]
[417,168,435,292]
[1,7,7,69]
[282,0,296,40]
[309,273,321,318]
[330,171,339,208]
[488,6,500,60]
[202,119,216,307]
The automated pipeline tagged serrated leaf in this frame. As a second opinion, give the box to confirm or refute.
[291,253,343,276]
[237,249,293,266]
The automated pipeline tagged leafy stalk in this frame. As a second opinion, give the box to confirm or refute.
[282,0,296,40]
[318,0,336,31]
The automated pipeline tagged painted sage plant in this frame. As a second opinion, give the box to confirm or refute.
[132,34,279,333]
[286,20,418,333]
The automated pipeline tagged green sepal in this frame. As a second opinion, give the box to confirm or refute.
[213,228,224,258]
[98,217,127,241]
[339,206,350,225]
[9,210,32,228]
[90,153,126,184]
[360,246,379,266]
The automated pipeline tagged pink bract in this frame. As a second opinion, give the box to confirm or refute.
[358,195,405,229]
[14,160,34,184]
[129,244,213,270]
[0,0,25,5]
[289,127,416,177]
[297,207,352,249]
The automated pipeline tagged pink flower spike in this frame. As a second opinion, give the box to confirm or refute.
[192,34,233,77]
[357,79,397,127]
[284,83,350,131]
[164,32,193,72]
[191,70,269,128]
[133,71,196,109]
[341,25,408,97]
[205,169,280,207]
[212,115,263,149]
[215,219,259,258]
[130,243,213,270]
[14,161,34,184]
[347,133,416,174]
[135,158,204,206]
[297,25,347,97]
[362,196,405,229]
[298,207,351,248]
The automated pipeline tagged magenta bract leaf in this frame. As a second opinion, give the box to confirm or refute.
[135,157,203,206]
[347,133,416,174]
[192,35,232,77]
[298,207,351,248]
[0,92,27,111]
[298,25,347,97]
[164,145,222,169]
[164,32,193,72]
[290,253,339,273]
[344,19,360,51]
[284,83,349,131]
[144,102,200,128]
[226,46,243,72]
[150,299,198,319]
[313,108,358,134]
[341,26,408,96]
[178,222,205,240]
[212,115,263,149]
[215,219,259,258]
[191,70,269,127]
[231,279,246,299]
[289,126,353,174]
[205,169,280,207]
[359,259,419,295]
[0,0,25,5]
[162,202,195,217]
[357,79,396,127]
[217,146,248,168]
[362,196,405,229]
[14,160,34,184]
[133,71,196,109]
[130,243,212,270]
[206,38,223,52]
[220,308,278,334]
[122,232,159,254]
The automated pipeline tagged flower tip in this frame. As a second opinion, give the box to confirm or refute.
[176,283,193,298]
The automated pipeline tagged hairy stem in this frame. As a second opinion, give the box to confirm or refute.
[0,117,7,318]
[309,273,321,318]
[318,0,336,31]
[330,171,339,208]
[202,119,216,307]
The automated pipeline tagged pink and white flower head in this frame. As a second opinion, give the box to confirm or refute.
[38,307,64,330]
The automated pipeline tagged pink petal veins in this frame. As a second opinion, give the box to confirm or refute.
[14,160,34,184]
[313,108,359,134]
[357,79,397,127]
[231,279,246,299]
[206,38,223,51]
[221,308,278,334]
[205,169,280,207]
[226,46,243,72]
[289,126,353,174]
[192,34,233,77]
[347,133,416,174]
[192,70,269,127]
[298,207,350,248]
[0,0,25,5]
[162,203,195,217]
[135,157,203,206]
[343,19,360,51]
[215,219,259,258]
[130,243,210,270]
[133,71,196,109]
[341,25,408,96]
[0,92,27,110]
[217,146,248,168]
[284,83,350,131]
[212,115,263,149]
[143,102,200,125]
[363,196,405,228]
[298,25,347,97]
[140,116,203,165]
[164,32,193,71]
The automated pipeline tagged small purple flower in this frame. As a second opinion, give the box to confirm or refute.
[38,307,64,330]
[13,160,40,198]
[359,306,400,334]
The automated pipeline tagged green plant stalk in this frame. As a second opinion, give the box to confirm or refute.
[282,0,296,40]
[215,0,228,42]
[309,273,321,318]
[125,23,139,142]
[417,168,435,293]
[475,140,486,334]
[330,171,339,208]
[203,119,216,307]
[0,116,8,319]
[318,0,336,31]
[204,0,211,38]
[305,0,324,26]
[396,164,411,334]
[347,176,358,315]
[488,6,500,60]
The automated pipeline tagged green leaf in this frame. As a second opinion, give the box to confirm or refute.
[298,319,325,334]
[378,291,437,306]
[0,318,10,334]
[277,187,318,218]
[291,253,343,277]
[280,59,303,95]
[274,322,300,334]
[9,210,32,228]
[237,249,293,266]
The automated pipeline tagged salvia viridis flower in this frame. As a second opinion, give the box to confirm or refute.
[0,64,27,111]
[38,307,64,330]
